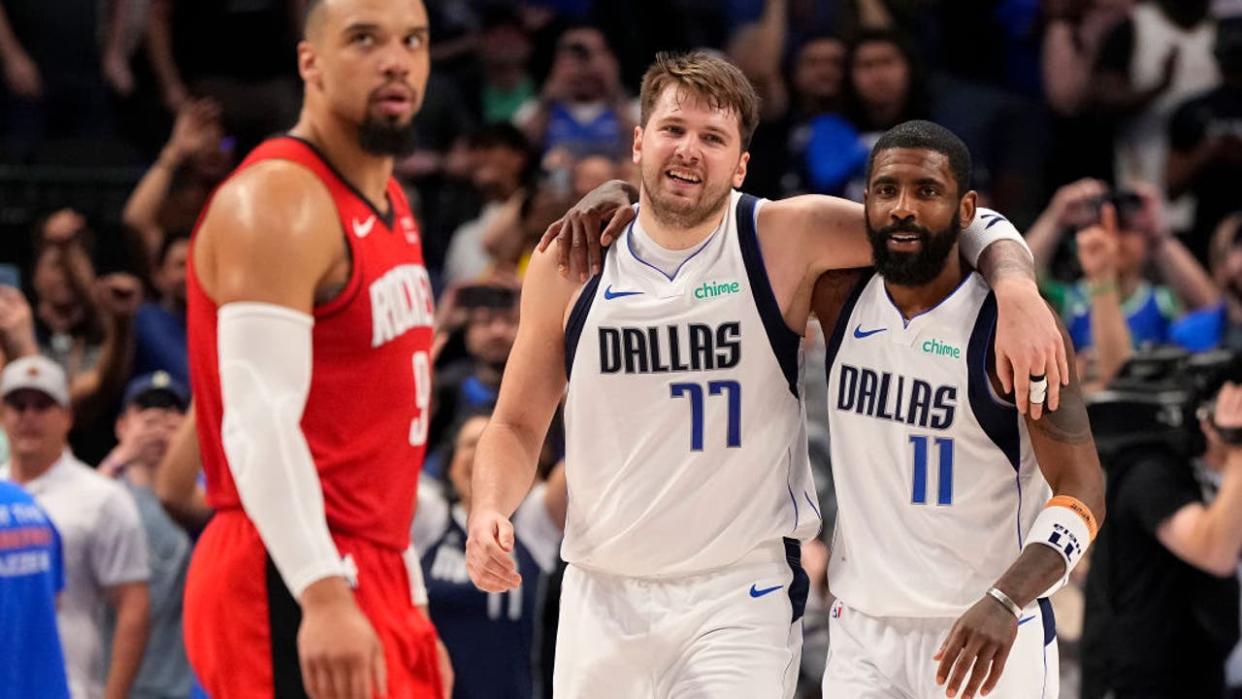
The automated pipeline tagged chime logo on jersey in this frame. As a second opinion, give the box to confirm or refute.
[835,363,957,429]
[693,280,741,300]
[597,322,741,375]
[370,263,435,348]
[921,338,962,359]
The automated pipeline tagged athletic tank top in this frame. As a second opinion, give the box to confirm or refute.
[187,136,435,551]
[825,271,1051,617]
[561,190,819,577]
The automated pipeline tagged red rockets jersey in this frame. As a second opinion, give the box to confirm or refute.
[186,136,435,552]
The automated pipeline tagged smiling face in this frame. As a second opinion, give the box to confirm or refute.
[299,0,431,156]
[634,84,749,230]
[864,147,975,287]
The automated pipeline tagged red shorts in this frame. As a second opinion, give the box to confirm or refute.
[184,510,443,698]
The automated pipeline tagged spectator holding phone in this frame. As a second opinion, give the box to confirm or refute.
[1028,179,1219,356]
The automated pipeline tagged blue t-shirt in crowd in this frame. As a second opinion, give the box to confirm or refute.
[0,480,69,699]
[1054,280,1182,350]
[133,303,188,387]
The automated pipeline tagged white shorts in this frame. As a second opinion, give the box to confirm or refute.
[823,598,1059,699]
[554,539,808,698]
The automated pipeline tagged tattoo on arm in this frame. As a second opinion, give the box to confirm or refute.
[978,240,1037,285]
[1031,319,1094,445]
[1032,377,1094,444]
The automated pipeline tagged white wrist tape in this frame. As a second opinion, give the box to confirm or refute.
[218,302,348,600]
[960,207,1033,269]
[403,544,428,607]
[1023,503,1093,597]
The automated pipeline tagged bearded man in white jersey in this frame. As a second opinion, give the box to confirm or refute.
[466,52,1064,698]
[810,120,1106,699]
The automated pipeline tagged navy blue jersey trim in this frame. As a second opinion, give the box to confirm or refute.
[784,537,810,623]
[966,293,1021,470]
[564,273,603,380]
[1038,597,1056,646]
[823,272,874,373]
[625,213,716,282]
[735,194,801,398]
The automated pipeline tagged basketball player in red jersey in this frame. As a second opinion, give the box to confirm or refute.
[182,1,445,697]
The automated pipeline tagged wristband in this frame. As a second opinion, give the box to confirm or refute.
[1087,279,1117,297]
[1046,494,1099,539]
[1023,499,1096,577]
[987,587,1022,619]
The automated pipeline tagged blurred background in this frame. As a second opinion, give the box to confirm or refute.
[3,1,1242,698]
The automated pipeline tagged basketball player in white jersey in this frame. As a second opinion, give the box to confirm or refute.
[814,120,1106,699]
[466,52,1059,698]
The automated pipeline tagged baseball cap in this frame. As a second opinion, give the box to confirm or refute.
[0,356,70,407]
[123,371,189,411]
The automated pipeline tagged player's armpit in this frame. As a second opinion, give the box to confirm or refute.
[193,160,344,313]
[810,268,867,335]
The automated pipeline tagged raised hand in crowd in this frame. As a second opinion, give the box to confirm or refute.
[96,273,144,322]
[1026,178,1109,271]
[0,285,37,361]
[1,46,40,99]
[123,98,225,265]
[164,99,224,167]
[43,208,89,246]
[1076,204,1132,390]
[100,408,182,480]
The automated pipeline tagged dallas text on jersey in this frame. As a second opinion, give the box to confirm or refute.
[836,363,957,429]
[597,322,741,375]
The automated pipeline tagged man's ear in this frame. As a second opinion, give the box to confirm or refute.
[959,190,978,229]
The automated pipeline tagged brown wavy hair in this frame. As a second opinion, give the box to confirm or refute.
[639,51,760,150]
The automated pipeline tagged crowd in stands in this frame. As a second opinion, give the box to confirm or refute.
[3,1,1242,697]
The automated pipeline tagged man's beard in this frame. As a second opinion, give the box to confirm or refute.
[866,210,962,286]
[641,163,733,230]
[358,113,418,157]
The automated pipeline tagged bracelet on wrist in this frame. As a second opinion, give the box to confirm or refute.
[1087,279,1117,297]
[986,586,1023,619]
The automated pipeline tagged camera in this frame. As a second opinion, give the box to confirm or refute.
[455,284,517,310]
[1087,348,1242,462]
[1085,189,1145,231]
[562,41,592,61]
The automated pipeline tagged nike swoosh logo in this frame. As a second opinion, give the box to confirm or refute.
[352,215,376,239]
[853,324,886,339]
[1017,614,1036,626]
[603,285,644,300]
[749,584,783,598]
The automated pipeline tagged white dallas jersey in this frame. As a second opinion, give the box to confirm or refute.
[562,190,820,578]
[825,271,1051,618]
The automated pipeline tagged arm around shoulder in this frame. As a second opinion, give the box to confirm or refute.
[759,195,872,275]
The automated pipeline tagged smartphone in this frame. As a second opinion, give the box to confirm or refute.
[0,264,20,289]
[456,284,517,310]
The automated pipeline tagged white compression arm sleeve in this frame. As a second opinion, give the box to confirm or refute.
[218,302,348,600]
[959,207,1033,269]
